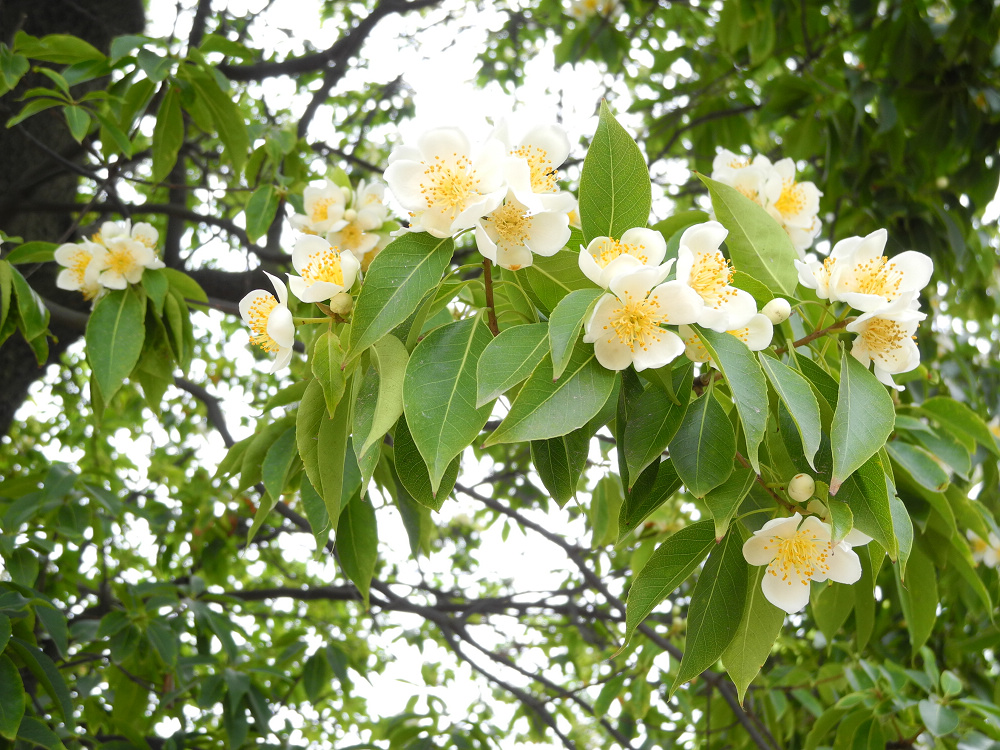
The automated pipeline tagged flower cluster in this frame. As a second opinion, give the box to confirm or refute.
[54,220,165,301]
[384,122,574,271]
[566,0,621,21]
[289,178,394,271]
[796,229,933,389]
[711,148,822,258]
[581,221,777,372]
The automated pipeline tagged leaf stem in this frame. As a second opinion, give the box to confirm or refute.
[293,316,331,325]
[773,318,854,355]
[483,258,500,337]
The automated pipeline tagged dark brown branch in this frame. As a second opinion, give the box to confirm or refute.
[174,377,235,448]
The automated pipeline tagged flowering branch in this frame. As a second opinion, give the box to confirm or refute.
[773,318,854,355]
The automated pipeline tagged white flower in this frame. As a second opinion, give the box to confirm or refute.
[583,265,703,371]
[762,158,823,257]
[95,219,159,250]
[743,513,862,614]
[384,127,507,238]
[290,180,350,235]
[675,221,756,332]
[54,239,105,299]
[96,233,164,290]
[240,271,295,372]
[806,500,872,547]
[288,235,361,304]
[496,121,576,214]
[711,150,772,205]
[846,296,926,390]
[678,313,773,364]
[578,227,667,289]
[967,530,1000,568]
[825,229,934,313]
[474,192,570,271]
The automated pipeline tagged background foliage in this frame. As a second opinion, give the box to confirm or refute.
[1,0,1000,749]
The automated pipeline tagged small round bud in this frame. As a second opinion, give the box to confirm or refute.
[761,298,792,325]
[788,473,816,503]
[340,186,352,200]
[936,176,949,189]
[343,208,357,222]
[328,291,354,316]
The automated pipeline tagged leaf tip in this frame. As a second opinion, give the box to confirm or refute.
[829,478,842,496]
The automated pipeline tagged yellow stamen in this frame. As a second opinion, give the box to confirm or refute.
[485,202,532,246]
[337,222,365,251]
[765,529,832,585]
[689,251,736,306]
[247,295,279,352]
[301,249,344,286]
[420,153,481,215]
[603,292,664,352]
[106,247,136,277]
[594,237,648,267]
[511,144,558,193]
[774,179,805,217]
[861,318,907,362]
[310,197,337,223]
[67,249,92,285]
[852,256,903,300]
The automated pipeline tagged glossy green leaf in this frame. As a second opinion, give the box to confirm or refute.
[696,173,798,295]
[589,476,624,547]
[349,233,453,358]
[830,350,895,495]
[261,426,297,503]
[671,528,750,693]
[9,264,49,342]
[0,655,24,740]
[336,495,378,608]
[299,475,330,549]
[579,100,652,244]
[623,519,716,647]
[668,390,736,498]
[912,427,971,480]
[704,467,756,539]
[548,288,603,380]
[618,460,682,541]
[351,364,382,494]
[919,699,959,737]
[895,542,937,655]
[523,245,593,314]
[359,334,408,456]
[920,396,1000,458]
[886,441,949,492]
[7,639,74,730]
[14,717,65,750]
[623,363,693,485]
[698,327,768,472]
[3,241,57,265]
[759,354,822,470]
[393,416,460,512]
[531,428,590,507]
[836,453,897,561]
[312,330,347,418]
[403,316,493,492]
[476,323,549,407]
[86,288,145,402]
[181,66,248,173]
[484,341,616,446]
[244,184,280,243]
[722,565,784,702]
[64,104,90,142]
[297,378,350,528]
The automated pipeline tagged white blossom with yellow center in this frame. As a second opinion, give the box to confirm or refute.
[288,235,361,304]
[567,0,620,21]
[578,227,667,289]
[384,127,507,238]
[494,121,576,214]
[762,158,823,257]
[967,530,1000,568]
[96,229,164,290]
[239,271,296,372]
[475,192,570,271]
[817,229,934,313]
[583,265,703,371]
[743,513,862,614]
[678,313,773,365]
[290,180,350,235]
[846,296,926,390]
[806,500,872,547]
[711,149,772,206]
[54,239,105,299]
[675,221,756,332]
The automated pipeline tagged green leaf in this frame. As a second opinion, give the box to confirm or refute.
[63,105,90,142]
[476,322,549,407]
[589,476,624,547]
[14,717,65,750]
[136,47,173,82]
[698,328,768,472]
[6,97,63,128]
[671,528,750,693]
[336,495,378,608]
[349,233,454,359]
[695,173,798,296]
[668,390,736,498]
[531,429,590,508]
[86,288,145,402]
[7,639,74,730]
[0,655,24,740]
[836,453,897,561]
[244,184,280,244]
[912,427,970,480]
[300,475,330,549]
[894,542,937,656]
[359,334,408,456]
[484,341,616,446]
[0,261,11,332]
[704,467,756,540]
[886,441,949,492]
[16,33,105,63]
[261,426,297,503]
[522,246,594,314]
[180,66,248,173]
[830,350,895,495]
[623,363,693,484]
[152,85,184,183]
[162,267,208,305]
[142,268,169,316]
[919,699,959,737]
[297,379,349,529]
[9,265,49,342]
[393,415,460,512]
[759,354,822,470]
[312,330,348,418]
[623,520,716,647]
[811,576,855,642]
[548,288,603,380]
[919,396,1000,458]
[722,565,785,702]
[579,100,652,244]
[618,460,682,541]
[351,366,381,495]
[403,316,493,492]
[3,241,57,265]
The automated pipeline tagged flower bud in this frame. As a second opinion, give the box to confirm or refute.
[343,208,357,222]
[788,473,815,502]
[761,298,792,325]
[328,291,354,316]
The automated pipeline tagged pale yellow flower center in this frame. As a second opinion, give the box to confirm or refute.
[485,202,532,246]
[310,197,337,223]
[853,256,903,300]
[728,324,752,344]
[511,145,558,193]
[605,292,664,351]
[247,295,279,352]
[338,222,365,251]
[774,179,806,217]
[860,318,908,360]
[763,529,832,585]
[67,249,91,285]
[106,246,137,277]
[683,331,709,361]
[594,237,648,267]
[729,156,750,169]
[301,249,345,286]
[971,536,988,554]
[420,154,480,213]
[689,251,736,306]
[736,184,761,204]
